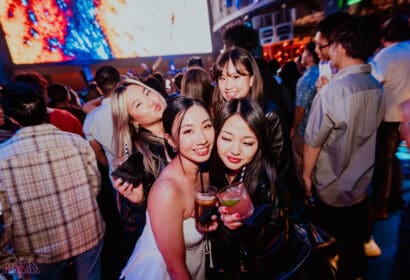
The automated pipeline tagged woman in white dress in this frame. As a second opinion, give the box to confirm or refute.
[120,97,217,280]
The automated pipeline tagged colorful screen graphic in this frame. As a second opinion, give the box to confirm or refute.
[0,0,213,65]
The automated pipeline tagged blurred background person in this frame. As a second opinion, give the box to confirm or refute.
[290,41,319,185]
[83,65,121,181]
[0,82,105,280]
[303,15,383,279]
[369,14,410,220]
[143,73,168,99]
[0,101,18,143]
[314,12,350,90]
[180,66,214,109]
[186,56,204,69]
[47,83,87,124]
[167,72,183,98]
[14,71,83,137]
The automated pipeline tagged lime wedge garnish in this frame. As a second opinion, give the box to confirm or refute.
[223,198,240,207]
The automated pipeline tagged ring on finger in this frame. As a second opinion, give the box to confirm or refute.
[126,190,132,196]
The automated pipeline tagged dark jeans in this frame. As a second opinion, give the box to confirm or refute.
[33,239,103,280]
[371,122,403,210]
[311,199,368,280]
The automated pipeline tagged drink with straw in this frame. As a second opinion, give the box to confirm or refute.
[194,185,217,232]
[217,182,254,221]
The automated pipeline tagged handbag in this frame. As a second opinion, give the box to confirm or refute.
[243,205,313,280]
[295,222,338,280]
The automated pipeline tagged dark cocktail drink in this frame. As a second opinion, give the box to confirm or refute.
[194,185,217,232]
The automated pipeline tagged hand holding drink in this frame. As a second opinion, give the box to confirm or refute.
[194,185,218,232]
[217,182,254,221]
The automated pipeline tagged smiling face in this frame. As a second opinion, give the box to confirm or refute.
[172,104,215,164]
[301,48,313,68]
[123,84,167,129]
[314,31,331,61]
[217,114,258,173]
[217,59,254,101]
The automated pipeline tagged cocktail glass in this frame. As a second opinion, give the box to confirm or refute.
[216,182,254,221]
[194,185,218,232]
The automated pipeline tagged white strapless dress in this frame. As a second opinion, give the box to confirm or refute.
[120,212,206,280]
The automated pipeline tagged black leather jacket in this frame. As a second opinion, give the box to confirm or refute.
[209,171,288,278]
[264,99,291,178]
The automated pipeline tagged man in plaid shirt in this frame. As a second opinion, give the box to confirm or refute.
[0,83,105,280]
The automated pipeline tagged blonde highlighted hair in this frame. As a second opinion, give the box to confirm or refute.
[111,78,167,177]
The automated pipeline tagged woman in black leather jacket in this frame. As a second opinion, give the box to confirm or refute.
[209,98,292,279]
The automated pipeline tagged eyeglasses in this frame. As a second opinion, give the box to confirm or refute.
[317,43,331,51]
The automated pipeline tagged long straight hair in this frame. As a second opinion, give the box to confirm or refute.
[180,66,213,108]
[211,47,264,116]
[211,98,276,195]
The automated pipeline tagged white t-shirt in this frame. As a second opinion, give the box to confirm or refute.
[83,98,116,182]
[370,41,410,122]
[318,60,333,82]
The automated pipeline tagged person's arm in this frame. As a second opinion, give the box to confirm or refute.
[302,144,321,197]
[81,97,103,114]
[88,139,108,168]
[148,180,191,280]
[290,106,305,139]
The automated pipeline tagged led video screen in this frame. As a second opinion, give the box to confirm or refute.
[0,0,213,65]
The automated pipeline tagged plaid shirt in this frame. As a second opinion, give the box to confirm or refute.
[0,124,105,264]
